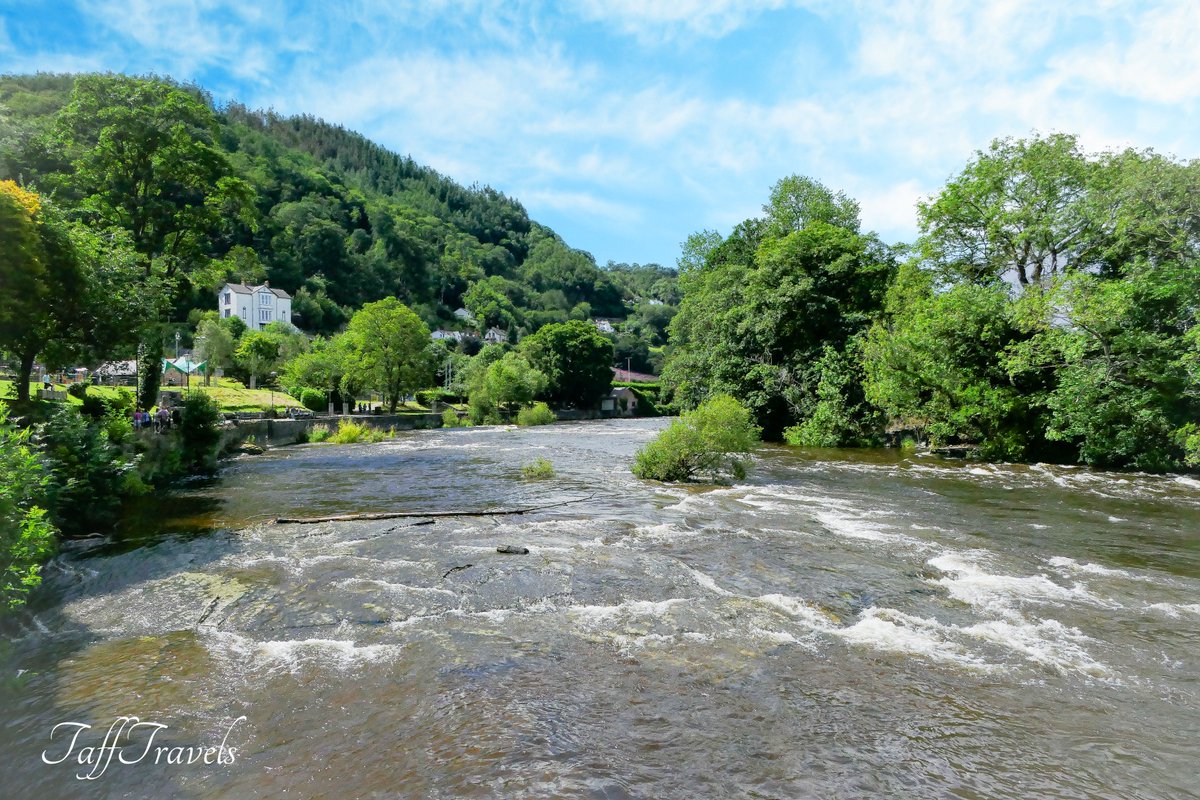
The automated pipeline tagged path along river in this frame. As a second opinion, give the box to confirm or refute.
[2,418,1199,798]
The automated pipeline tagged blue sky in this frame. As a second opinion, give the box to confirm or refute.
[2,1,1199,268]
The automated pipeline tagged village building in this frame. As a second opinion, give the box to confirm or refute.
[601,386,639,416]
[217,282,293,330]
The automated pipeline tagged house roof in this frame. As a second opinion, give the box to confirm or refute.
[612,367,659,383]
[219,282,291,299]
[93,360,137,377]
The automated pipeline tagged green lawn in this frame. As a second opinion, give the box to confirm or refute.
[189,377,302,412]
[0,377,302,413]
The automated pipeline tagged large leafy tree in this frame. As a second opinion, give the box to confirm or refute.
[49,75,253,408]
[0,182,140,401]
[343,298,433,412]
[520,320,614,408]
[664,176,894,439]
[918,133,1097,287]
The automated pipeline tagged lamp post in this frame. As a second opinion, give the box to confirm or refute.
[269,372,277,418]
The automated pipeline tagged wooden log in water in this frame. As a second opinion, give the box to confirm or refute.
[273,494,594,525]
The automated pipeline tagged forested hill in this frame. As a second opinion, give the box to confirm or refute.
[0,72,677,349]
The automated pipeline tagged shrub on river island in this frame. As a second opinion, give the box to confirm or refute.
[520,458,555,480]
[632,395,761,483]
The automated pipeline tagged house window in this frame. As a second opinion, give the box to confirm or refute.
[260,308,271,322]
[260,293,272,306]
[223,292,231,305]
[223,309,230,318]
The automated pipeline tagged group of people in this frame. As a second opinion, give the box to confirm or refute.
[132,407,179,433]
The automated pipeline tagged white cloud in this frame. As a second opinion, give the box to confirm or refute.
[568,0,798,41]
[516,187,641,225]
[1049,1,1200,105]
[853,179,926,241]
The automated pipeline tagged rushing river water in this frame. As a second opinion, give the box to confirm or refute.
[2,418,1199,799]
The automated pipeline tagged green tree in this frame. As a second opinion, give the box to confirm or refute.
[468,351,548,416]
[632,395,761,483]
[918,133,1096,287]
[0,182,87,401]
[195,315,237,385]
[235,331,280,389]
[343,298,432,412]
[51,75,253,409]
[862,261,1038,460]
[520,320,614,407]
[664,184,893,439]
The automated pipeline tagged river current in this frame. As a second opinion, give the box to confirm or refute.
[2,418,1198,798]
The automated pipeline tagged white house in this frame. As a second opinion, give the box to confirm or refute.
[218,282,293,330]
[483,327,508,344]
[431,329,465,342]
[592,319,616,334]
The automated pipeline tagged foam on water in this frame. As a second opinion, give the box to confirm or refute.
[1046,556,1135,579]
[928,552,1117,616]
[959,618,1110,677]
[1144,602,1200,618]
[834,607,987,669]
[684,566,733,596]
[754,593,835,629]
[205,630,399,672]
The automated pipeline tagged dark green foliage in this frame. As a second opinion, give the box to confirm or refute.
[520,320,614,408]
[298,388,326,412]
[36,405,128,536]
[0,73,664,346]
[0,407,57,610]
[665,177,894,440]
[178,392,223,474]
[632,395,761,483]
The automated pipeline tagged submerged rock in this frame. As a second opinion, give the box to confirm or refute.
[496,544,529,555]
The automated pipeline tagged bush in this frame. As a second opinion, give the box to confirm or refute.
[299,388,326,412]
[442,408,462,428]
[37,406,129,536]
[179,393,224,474]
[0,408,57,610]
[322,419,391,444]
[66,381,90,400]
[632,395,761,483]
[520,457,555,480]
[79,393,108,418]
[418,389,448,408]
[516,402,557,427]
[308,423,331,443]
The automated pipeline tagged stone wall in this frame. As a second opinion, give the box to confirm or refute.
[219,413,446,450]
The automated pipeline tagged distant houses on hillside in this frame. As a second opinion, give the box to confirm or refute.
[217,282,293,330]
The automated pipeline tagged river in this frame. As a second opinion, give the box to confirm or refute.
[2,418,1198,798]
